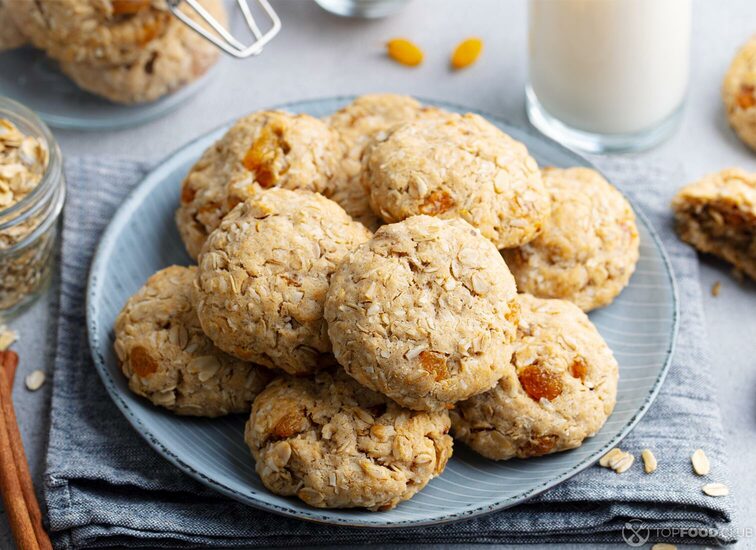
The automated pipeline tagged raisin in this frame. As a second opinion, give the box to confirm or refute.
[570,356,588,381]
[419,190,455,215]
[521,434,558,457]
[130,346,158,377]
[386,38,423,67]
[451,38,484,70]
[419,351,448,381]
[272,412,303,439]
[518,364,563,401]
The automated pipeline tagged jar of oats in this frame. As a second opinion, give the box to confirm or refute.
[0,97,65,318]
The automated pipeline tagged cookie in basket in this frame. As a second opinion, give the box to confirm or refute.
[325,215,519,411]
[55,0,224,104]
[114,265,271,417]
[176,111,345,259]
[502,167,639,312]
[363,112,550,248]
[245,369,452,511]
[451,293,618,460]
[722,34,756,151]
[672,168,756,280]
[194,189,372,375]
[326,94,442,231]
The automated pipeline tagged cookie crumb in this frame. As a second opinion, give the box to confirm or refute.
[0,325,18,351]
[641,448,657,473]
[25,370,45,391]
[711,281,721,297]
[702,482,729,497]
[691,448,711,475]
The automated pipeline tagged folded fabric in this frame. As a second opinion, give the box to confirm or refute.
[44,156,735,548]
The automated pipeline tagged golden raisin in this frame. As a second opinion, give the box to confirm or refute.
[137,15,168,46]
[112,0,150,15]
[386,38,424,67]
[419,190,455,215]
[504,298,520,325]
[521,434,558,457]
[180,183,196,204]
[272,412,303,439]
[130,346,158,377]
[570,356,588,381]
[518,364,563,401]
[419,351,448,381]
[451,37,484,70]
[737,86,756,109]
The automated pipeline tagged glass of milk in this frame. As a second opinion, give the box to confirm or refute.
[527,0,691,153]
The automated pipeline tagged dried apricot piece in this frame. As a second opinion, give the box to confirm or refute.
[737,84,755,109]
[181,183,196,204]
[518,364,563,401]
[451,37,483,70]
[130,346,158,377]
[419,351,448,381]
[272,411,304,439]
[521,434,557,457]
[569,356,588,381]
[112,0,150,16]
[386,38,424,67]
[242,123,288,188]
[419,190,455,215]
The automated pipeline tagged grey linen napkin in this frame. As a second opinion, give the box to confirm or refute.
[44,156,735,548]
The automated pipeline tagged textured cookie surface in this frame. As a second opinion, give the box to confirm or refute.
[245,370,452,511]
[195,189,372,375]
[177,111,344,259]
[723,35,756,151]
[326,94,439,230]
[114,266,271,416]
[672,168,756,280]
[364,112,549,248]
[0,0,27,52]
[11,0,174,67]
[451,294,618,460]
[502,167,639,312]
[325,215,519,411]
[56,0,223,104]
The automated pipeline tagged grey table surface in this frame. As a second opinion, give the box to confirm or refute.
[2,0,755,548]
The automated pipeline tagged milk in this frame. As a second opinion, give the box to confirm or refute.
[528,0,691,135]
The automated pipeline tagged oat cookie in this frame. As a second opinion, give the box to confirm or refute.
[325,215,519,411]
[176,111,345,259]
[245,369,453,510]
[0,0,27,52]
[502,167,639,312]
[195,189,372,375]
[672,168,756,280]
[11,0,174,67]
[114,266,271,417]
[451,294,618,460]
[326,94,440,230]
[364,112,549,248]
[723,35,756,151]
[56,0,223,104]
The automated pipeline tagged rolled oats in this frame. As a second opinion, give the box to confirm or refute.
[691,448,711,476]
[702,482,729,497]
[24,369,45,391]
[641,448,657,473]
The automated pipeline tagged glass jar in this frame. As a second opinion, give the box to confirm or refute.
[527,0,691,153]
[0,97,65,319]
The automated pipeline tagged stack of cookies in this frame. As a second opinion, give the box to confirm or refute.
[114,94,640,511]
[0,0,224,104]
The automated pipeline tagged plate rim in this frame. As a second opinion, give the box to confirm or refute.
[86,95,680,528]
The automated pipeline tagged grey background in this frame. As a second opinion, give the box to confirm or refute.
[2,0,755,547]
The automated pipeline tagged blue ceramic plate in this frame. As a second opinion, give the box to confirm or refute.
[87,97,678,527]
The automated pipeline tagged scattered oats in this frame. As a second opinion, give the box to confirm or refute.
[691,449,711,476]
[702,482,729,497]
[599,448,623,468]
[613,453,635,474]
[711,281,721,297]
[652,544,677,550]
[641,448,657,473]
[0,325,18,351]
[25,369,46,391]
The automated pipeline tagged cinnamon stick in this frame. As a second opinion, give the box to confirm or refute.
[0,351,51,550]
[1,350,18,387]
